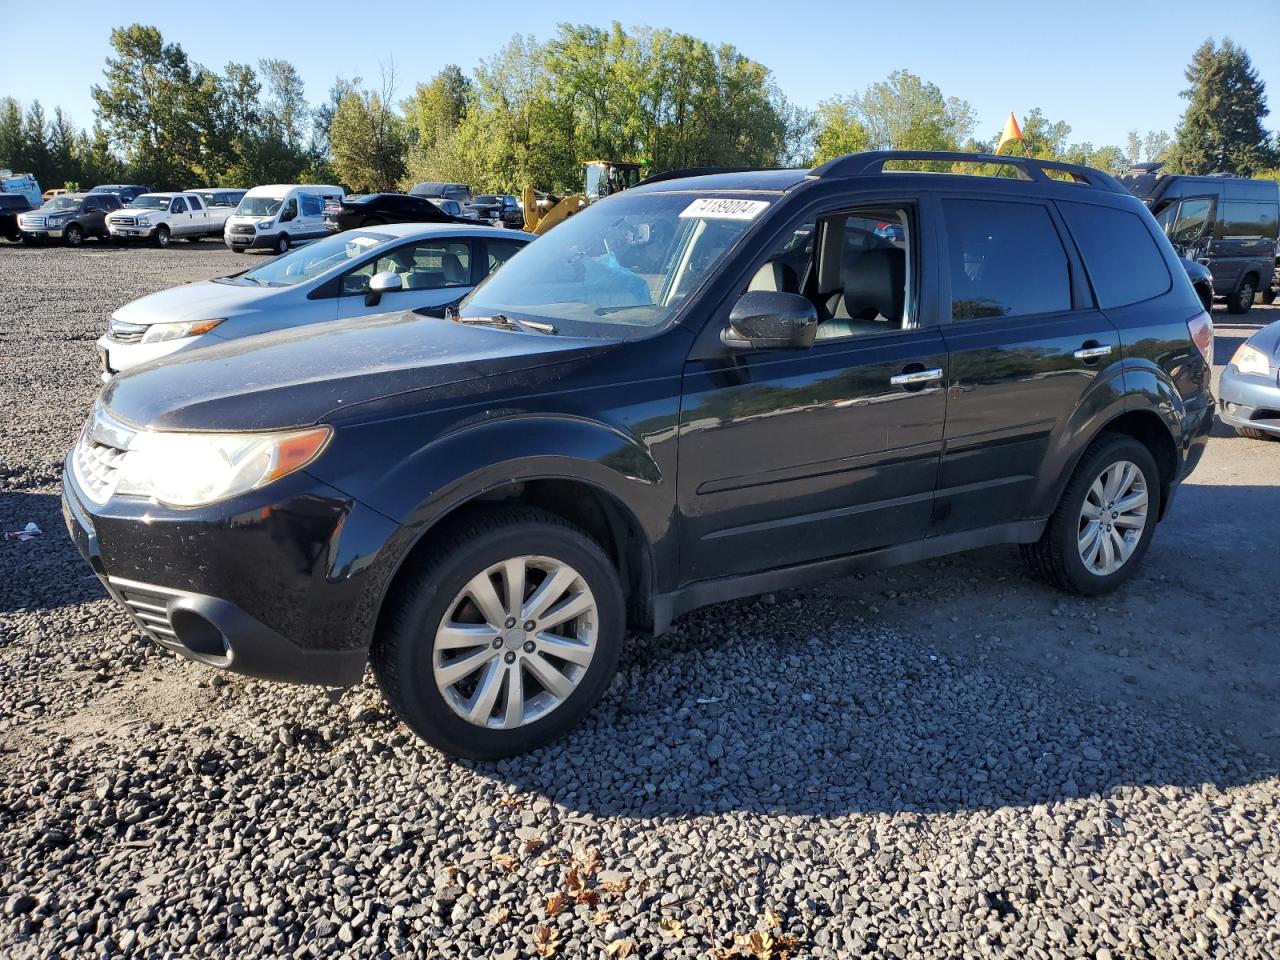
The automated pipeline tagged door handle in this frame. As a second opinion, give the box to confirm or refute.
[889,368,944,386]
[1073,344,1113,360]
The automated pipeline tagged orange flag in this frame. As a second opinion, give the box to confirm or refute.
[996,112,1024,154]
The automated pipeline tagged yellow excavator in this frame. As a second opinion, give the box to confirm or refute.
[523,160,648,235]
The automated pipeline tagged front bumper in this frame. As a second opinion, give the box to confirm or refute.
[62,459,403,687]
[95,332,212,381]
[224,230,273,250]
[107,223,158,239]
[21,226,64,238]
[1218,366,1280,436]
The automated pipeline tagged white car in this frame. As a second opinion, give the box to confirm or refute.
[191,188,247,234]
[224,183,344,254]
[97,223,533,379]
[106,192,217,246]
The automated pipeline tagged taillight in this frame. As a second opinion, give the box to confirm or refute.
[1188,311,1214,365]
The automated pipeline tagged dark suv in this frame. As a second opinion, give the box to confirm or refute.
[63,151,1214,758]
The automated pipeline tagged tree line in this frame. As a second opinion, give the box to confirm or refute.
[1,24,1275,196]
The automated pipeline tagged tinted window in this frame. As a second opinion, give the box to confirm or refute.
[942,199,1071,320]
[485,239,528,273]
[1216,201,1278,240]
[170,198,187,213]
[300,194,323,218]
[1157,198,1213,243]
[186,194,202,210]
[1059,201,1171,308]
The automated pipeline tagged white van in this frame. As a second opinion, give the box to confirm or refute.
[223,183,344,254]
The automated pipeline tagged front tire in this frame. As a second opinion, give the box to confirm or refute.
[1022,435,1161,596]
[1236,426,1278,441]
[1227,276,1255,314]
[372,507,625,759]
[64,224,83,247]
[273,234,291,255]
[154,225,170,248]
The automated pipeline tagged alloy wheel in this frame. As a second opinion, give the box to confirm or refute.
[1077,460,1148,576]
[432,555,598,729]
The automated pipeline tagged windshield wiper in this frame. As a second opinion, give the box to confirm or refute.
[593,303,650,315]
[455,313,556,335]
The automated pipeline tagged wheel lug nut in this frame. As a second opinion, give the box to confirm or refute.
[504,651,516,664]
[504,617,516,629]
[491,638,502,649]
[523,640,535,653]
[523,620,536,632]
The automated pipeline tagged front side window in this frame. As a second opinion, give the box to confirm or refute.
[942,198,1071,320]
[340,240,474,295]
[460,191,768,335]
[1156,198,1213,244]
[232,231,391,287]
[170,198,187,214]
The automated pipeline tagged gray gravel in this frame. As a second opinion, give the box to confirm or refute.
[2,242,1278,959]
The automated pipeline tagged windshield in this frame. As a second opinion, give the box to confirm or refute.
[473,195,500,204]
[234,230,392,287]
[43,197,81,211]
[236,195,284,217]
[459,192,769,334]
[130,196,170,210]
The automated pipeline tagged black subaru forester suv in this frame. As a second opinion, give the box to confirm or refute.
[64,151,1214,758]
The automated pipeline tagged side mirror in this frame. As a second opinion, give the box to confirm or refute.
[365,271,403,307]
[721,291,818,351]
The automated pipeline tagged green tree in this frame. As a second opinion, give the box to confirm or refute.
[259,58,309,149]
[22,101,49,182]
[0,97,25,169]
[828,70,975,152]
[92,24,197,187]
[329,72,408,192]
[1168,38,1273,175]
[47,107,79,186]
[813,99,869,163]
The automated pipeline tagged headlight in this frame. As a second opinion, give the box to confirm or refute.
[114,426,332,507]
[140,319,224,343]
[1231,343,1272,378]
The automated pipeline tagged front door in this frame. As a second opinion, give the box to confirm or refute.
[334,237,478,319]
[678,200,948,582]
[932,195,1121,534]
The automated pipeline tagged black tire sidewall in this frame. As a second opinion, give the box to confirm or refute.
[377,519,625,759]
[1050,437,1161,595]
[275,235,290,255]
[1229,278,1254,314]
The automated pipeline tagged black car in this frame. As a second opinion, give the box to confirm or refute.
[466,193,523,228]
[325,193,471,232]
[64,150,1214,759]
[408,181,472,205]
[1121,163,1279,314]
[88,184,152,206]
[0,193,32,241]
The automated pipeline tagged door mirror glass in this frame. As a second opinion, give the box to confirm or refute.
[365,270,403,307]
[722,291,818,350]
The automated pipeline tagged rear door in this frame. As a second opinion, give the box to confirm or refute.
[933,195,1121,534]
[184,193,205,234]
[1211,197,1279,298]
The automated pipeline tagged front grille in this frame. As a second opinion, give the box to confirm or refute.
[19,216,45,228]
[111,216,137,227]
[109,578,181,648]
[108,318,146,343]
[72,436,127,503]
[230,224,255,235]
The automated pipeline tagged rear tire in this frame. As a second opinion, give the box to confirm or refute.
[1235,426,1278,441]
[1227,276,1255,314]
[1258,288,1277,306]
[372,507,625,759]
[1022,434,1161,596]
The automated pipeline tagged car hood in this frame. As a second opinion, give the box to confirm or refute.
[111,281,274,325]
[1245,318,1280,362]
[101,310,614,432]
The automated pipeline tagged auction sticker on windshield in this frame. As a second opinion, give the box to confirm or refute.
[679,198,770,220]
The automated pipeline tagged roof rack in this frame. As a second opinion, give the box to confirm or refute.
[809,150,1127,194]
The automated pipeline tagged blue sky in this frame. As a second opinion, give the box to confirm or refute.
[2,0,1277,149]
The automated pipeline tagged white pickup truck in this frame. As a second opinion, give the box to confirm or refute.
[105,192,221,247]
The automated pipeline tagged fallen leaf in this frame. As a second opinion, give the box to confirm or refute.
[531,924,559,958]
[572,845,602,877]
[605,939,637,957]
[735,929,775,960]
[575,887,599,908]
[565,865,586,893]
[522,836,546,855]
[497,795,521,808]
[659,917,686,939]
[601,877,629,896]
[493,854,518,874]
[538,856,563,867]
[762,907,783,930]
[545,891,569,917]
[486,907,510,924]
[590,910,613,926]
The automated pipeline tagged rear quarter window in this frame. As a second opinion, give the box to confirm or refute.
[1059,201,1171,308]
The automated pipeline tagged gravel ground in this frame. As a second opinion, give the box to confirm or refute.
[1,242,1278,959]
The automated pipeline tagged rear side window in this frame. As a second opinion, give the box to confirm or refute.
[1059,201,1171,308]
[1216,201,1278,240]
[300,194,324,217]
[941,199,1071,320]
